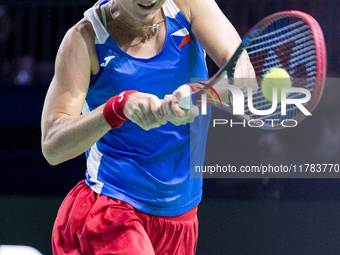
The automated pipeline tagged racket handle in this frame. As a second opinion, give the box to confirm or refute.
[178,94,192,109]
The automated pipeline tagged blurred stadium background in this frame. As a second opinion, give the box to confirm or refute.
[0,0,340,254]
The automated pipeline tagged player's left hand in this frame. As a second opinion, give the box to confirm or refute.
[160,85,199,125]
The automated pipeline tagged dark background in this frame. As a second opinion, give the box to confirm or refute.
[0,0,340,254]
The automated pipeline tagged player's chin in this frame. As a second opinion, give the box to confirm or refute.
[133,3,164,20]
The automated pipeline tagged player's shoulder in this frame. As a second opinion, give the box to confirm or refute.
[57,18,98,72]
[172,0,191,22]
[70,18,95,42]
[172,0,208,23]
[59,18,96,56]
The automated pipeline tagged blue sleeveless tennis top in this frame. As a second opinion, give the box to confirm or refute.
[83,0,211,216]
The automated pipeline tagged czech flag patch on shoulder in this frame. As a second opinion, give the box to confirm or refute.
[171,28,193,49]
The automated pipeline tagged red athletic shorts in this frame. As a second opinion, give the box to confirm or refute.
[52,180,198,255]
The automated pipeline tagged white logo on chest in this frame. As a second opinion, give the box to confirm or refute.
[100,56,116,67]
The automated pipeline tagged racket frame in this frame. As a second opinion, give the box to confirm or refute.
[181,10,327,129]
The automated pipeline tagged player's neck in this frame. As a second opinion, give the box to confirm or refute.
[108,4,165,39]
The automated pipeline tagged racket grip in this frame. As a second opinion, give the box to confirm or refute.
[179,94,191,109]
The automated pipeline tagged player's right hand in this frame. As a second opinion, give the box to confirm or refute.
[123,92,167,130]
[160,85,199,126]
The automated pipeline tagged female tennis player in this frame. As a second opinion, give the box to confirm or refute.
[41,0,242,254]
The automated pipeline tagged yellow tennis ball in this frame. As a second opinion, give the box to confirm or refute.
[261,68,291,102]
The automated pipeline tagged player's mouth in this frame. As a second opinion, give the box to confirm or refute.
[137,2,157,10]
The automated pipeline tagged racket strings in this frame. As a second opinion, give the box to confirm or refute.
[247,24,309,55]
[237,17,318,125]
[252,20,305,42]
[249,27,315,76]
[252,37,315,69]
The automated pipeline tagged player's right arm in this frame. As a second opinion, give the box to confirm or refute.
[41,21,112,165]
[41,21,164,166]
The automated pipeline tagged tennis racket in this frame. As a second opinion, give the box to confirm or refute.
[179,11,327,129]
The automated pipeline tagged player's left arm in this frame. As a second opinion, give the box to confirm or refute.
[161,0,256,123]
[161,0,238,122]
[176,0,241,68]
[172,0,257,104]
